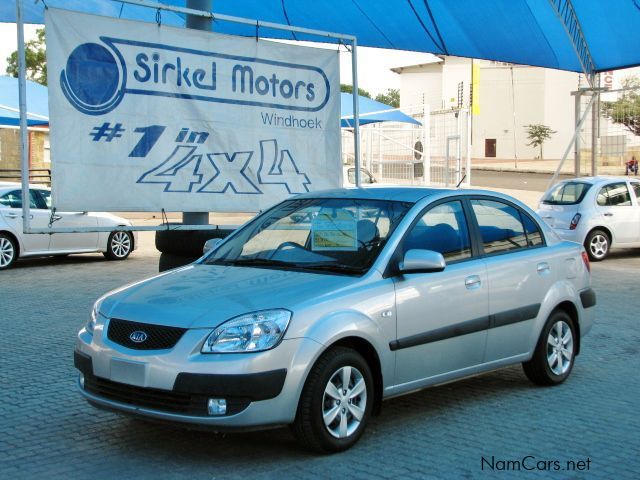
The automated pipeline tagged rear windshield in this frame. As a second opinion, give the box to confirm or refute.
[542,182,591,205]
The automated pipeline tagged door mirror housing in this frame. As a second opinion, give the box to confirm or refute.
[203,238,222,255]
[398,249,446,274]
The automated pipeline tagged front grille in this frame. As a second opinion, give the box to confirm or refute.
[83,375,250,416]
[107,318,187,350]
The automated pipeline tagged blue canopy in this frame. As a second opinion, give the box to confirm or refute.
[0,76,49,127]
[1,1,638,73]
[341,93,420,128]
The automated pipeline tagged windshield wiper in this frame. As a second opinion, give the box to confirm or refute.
[217,258,291,268]
[293,263,366,274]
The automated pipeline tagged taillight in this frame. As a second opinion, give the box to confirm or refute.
[581,251,591,272]
[569,213,581,230]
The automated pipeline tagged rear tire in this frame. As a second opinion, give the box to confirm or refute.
[292,347,373,453]
[104,231,133,260]
[0,233,18,270]
[523,310,577,386]
[585,229,609,261]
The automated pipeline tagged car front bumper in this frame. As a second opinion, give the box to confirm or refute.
[74,326,322,428]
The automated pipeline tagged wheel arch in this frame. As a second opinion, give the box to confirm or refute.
[552,301,581,356]
[0,229,21,257]
[326,336,384,416]
[586,226,613,246]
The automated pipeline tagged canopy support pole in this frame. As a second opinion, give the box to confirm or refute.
[183,0,212,227]
[16,0,31,234]
[351,38,361,187]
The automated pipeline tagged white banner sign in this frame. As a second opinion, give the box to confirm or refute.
[46,9,341,212]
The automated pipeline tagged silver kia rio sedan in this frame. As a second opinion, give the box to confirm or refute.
[75,187,595,453]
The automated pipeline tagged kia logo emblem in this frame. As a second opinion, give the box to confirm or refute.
[129,331,148,343]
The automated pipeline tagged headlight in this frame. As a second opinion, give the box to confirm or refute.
[201,309,291,353]
[86,303,99,335]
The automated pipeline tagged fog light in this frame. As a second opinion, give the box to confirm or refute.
[79,373,85,389]
[207,398,227,416]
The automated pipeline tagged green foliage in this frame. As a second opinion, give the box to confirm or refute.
[340,84,371,98]
[6,27,47,86]
[375,88,400,108]
[602,76,640,136]
[524,124,556,160]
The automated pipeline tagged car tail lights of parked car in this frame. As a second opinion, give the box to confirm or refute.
[569,213,581,230]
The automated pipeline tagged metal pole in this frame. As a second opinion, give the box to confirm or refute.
[423,102,430,185]
[16,0,30,234]
[574,91,582,176]
[183,0,212,226]
[466,108,471,187]
[351,38,361,187]
[548,93,596,189]
[591,74,600,176]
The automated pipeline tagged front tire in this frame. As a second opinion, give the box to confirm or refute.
[292,347,373,453]
[104,231,133,260]
[585,229,610,261]
[0,233,17,270]
[523,310,577,386]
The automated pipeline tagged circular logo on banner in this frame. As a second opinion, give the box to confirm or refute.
[60,43,125,115]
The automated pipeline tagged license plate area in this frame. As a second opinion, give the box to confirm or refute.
[110,358,147,386]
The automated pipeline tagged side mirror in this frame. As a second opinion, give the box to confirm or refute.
[398,249,446,274]
[203,238,222,255]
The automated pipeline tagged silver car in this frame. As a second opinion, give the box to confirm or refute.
[537,176,640,261]
[0,182,137,269]
[75,187,595,453]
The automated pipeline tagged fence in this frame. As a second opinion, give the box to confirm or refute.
[342,105,470,188]
[572,76,640,176]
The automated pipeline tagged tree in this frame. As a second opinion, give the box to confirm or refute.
[375,88,400,108]
[6,27,47,86]
[340,83,371,98]
[524,124,556,160]
[601,75,640,136]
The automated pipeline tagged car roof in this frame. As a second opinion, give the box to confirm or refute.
[0,181,49,192]
[294,186,527,205]
[295,186,454,203]
[556,176,637,185]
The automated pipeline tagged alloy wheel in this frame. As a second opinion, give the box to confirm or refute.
[0,237,15,268]
[322,366,367,439]
[547,320,574,376]
[589,233,608,259]
[111,232,131,258]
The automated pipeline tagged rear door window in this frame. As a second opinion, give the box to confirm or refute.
[597,182,632,206]
[470,199,529,255]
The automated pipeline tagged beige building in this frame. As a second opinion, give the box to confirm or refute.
[392,56,580,161]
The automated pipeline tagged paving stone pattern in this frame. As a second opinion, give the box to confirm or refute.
[1,248,638,479]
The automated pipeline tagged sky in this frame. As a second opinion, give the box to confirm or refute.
[0,23,437,97]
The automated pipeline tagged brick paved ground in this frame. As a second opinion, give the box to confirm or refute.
[1,237,638,479]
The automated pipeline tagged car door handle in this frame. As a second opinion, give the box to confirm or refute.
[52,215,62,221]
[537,262,550,275]
[604,212,614,217]
[465,275,481,290]
[5,213,18,218]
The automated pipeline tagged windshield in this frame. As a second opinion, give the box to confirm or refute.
[542,182,592,205]
[204,198,413,275]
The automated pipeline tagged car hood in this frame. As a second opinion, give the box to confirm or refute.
[99,264,356,329]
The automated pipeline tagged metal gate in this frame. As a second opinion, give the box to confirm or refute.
[342,105,470,187]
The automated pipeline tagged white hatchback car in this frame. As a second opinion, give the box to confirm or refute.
[0,182,137,270]
[536,176,640,261]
